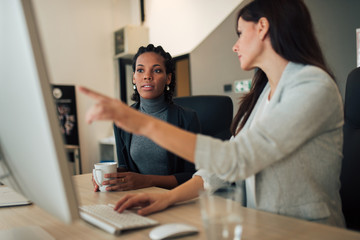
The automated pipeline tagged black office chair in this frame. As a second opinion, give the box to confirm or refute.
[340,67,360,231]
[173,95,233,140]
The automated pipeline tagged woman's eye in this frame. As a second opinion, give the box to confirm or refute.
[154,69,162,73]
[136,69,144,73]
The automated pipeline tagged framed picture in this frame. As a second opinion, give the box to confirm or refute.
[51,85,79,146]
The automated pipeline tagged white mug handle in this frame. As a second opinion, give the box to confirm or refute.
[92,169,103,187]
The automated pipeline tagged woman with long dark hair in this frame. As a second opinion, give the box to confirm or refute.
[81,0,345,226]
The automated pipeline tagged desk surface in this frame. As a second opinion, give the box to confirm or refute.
[0,173,360,239]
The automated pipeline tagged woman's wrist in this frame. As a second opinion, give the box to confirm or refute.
[144,175,154,188]
[164,190,178,206]
[117,167,127,172]
[141,116,158,138]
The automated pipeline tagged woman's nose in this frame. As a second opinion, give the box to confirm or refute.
[232,39,240,53]
[232,44,238,53]
[144,74,152,80]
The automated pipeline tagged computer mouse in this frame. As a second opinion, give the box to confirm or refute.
[149,223,198,240]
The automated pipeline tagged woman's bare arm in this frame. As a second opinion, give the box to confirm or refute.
[78,86,197,163]
[114,176,204,215]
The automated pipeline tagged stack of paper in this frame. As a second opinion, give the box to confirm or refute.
[0,186,31,207]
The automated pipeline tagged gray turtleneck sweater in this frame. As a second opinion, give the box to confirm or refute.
[130,95,169,175]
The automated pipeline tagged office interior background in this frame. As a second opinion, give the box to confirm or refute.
[31,0,360,174]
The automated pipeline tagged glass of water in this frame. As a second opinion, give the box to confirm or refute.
[199,185,243,240]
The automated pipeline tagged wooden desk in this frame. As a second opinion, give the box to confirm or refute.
[0,173,360,239]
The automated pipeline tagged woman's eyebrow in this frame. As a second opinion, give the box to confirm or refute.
[136,64,161,67]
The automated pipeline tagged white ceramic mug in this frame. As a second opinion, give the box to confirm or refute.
[92,162,117,192]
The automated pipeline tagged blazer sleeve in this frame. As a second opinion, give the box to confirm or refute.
[113,103,140,170]
[194,64,344,182]
[172,108,201,184]
[113,124,128,169]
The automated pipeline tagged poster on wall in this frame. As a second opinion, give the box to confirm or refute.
[51,85,79,146]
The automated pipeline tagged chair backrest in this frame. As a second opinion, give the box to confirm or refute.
[173,95,233,140]
[340,67,360,231]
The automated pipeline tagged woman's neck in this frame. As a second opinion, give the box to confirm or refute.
[261,54,289,100]
[139,94,168,114]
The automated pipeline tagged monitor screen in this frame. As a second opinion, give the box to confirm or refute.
[0,0,79,224]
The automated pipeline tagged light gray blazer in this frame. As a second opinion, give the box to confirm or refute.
[194,62,345,227]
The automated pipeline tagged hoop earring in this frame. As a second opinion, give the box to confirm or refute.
[166,85,170,91]
[133,84,136,90]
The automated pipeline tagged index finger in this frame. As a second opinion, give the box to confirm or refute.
[104,172,124,178]
[114,194,137,212]
[77,86,110,101]
[115,194,150,213]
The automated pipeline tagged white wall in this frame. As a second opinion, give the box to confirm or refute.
[32,0,132,173]
[145,0,243,56]
[32,0,238,173]
[190,0,252,117]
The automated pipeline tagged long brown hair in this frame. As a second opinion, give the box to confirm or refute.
[230,0,334,136]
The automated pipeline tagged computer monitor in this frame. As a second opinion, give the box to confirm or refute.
[0,0,79,224]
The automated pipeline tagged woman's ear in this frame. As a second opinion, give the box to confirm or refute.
[258,17,270,40]
[166,73,172,85]
[132,73,136,85]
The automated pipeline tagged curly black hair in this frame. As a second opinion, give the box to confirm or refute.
[131,44,176,103]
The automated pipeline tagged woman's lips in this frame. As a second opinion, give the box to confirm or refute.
[141,85,154,90]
